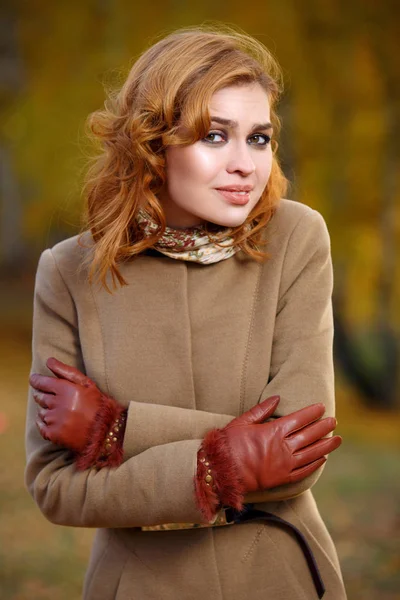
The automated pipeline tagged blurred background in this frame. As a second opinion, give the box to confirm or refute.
[0,1,399,598]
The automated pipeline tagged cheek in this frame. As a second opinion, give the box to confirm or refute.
[166,145,220,187]
[256,150,273,185]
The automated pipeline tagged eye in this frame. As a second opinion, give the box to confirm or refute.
[202,131,226,144]
[248,134,271,146]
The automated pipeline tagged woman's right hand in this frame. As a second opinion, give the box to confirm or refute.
[223,395,341,494]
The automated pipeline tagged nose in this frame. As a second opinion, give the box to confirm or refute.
[226,142,256,176]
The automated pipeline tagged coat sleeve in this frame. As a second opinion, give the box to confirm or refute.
[246,208,335,503]
[123,402,234,458]
[25,249,208,528]
[122,208,336,505]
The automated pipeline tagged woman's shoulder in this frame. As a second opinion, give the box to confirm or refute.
[49,230,93,261]
[271,198,326,229]
[36,231,94,287]
[267,199,330,246]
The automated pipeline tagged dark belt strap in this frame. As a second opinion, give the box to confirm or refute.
[224,504,325,599]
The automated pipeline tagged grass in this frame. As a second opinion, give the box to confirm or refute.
[0,320,399,599]
[0,330,93,600]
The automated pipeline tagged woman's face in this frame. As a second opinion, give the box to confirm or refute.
[159,82,274,229]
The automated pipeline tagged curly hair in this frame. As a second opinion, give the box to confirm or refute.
[80,25,288,291]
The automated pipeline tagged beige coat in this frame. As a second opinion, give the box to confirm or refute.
[25,199,346,599]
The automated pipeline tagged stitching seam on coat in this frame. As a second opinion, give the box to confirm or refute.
[184,264,197,410]
[89,282,110,396]
[84,529,111,599]
[211,529,225,600]
[262,525,309,600]
[111,529,154,573]
[241,524,266,563]
[285,500,344,585]
[239,263,263,415]
[49,249,78,327]
[276,209,317,304]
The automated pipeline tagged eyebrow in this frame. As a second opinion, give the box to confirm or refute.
[210,116,273,131]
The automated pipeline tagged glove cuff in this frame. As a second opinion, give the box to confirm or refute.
[75,394,127,471]
[194,427,245,521]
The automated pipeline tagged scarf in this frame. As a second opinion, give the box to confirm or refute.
[136,211,240,264]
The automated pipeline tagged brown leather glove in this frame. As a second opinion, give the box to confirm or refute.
[223,395,341,492]
[29,357,126,469]
[197,395,342,516]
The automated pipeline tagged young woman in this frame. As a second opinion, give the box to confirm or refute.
[26,26,346,599]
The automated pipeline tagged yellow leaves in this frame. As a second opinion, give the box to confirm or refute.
[2,3,398,338]
[342,226,380,324]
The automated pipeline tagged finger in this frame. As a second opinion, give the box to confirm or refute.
[280,403,326,437]
[292,435,342,470]
[289,457,326,483]
[286,417,337,452]
[35,418,50,441]
[29,373,59,394]
[33,390,54,409]
[231,396,280,426]
[46,357,89,386]
[37,407,51,425]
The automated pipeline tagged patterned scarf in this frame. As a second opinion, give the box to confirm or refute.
[136,211,240,264]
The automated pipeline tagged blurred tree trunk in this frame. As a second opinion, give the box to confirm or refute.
[371,4,399,406]
[294,0,399,409]
[377,100,399,406]
[376,97,399,407]
[0,8,25,271]
[0,145,24,269]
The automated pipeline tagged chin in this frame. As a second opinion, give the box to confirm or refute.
[208,213,249,229]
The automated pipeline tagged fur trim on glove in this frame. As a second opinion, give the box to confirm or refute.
[194,448,222,522]
[75,395,127,471]
[194,427,245,521]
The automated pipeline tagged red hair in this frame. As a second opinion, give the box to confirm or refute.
[80,25,288,291]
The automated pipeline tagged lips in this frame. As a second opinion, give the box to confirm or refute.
[216,186,254,192]
[215,188,251,205]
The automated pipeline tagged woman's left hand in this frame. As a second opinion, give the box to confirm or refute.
[29,358,102,452]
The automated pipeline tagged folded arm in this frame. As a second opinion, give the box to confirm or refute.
[122,209,337,503]
[26,207,336,525]
[25,249,207,528]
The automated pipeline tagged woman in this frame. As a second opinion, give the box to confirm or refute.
[26,26,346,599]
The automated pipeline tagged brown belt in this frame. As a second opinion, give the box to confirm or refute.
[141,504,325,599]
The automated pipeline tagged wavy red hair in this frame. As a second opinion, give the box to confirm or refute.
[80,25,288,291]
